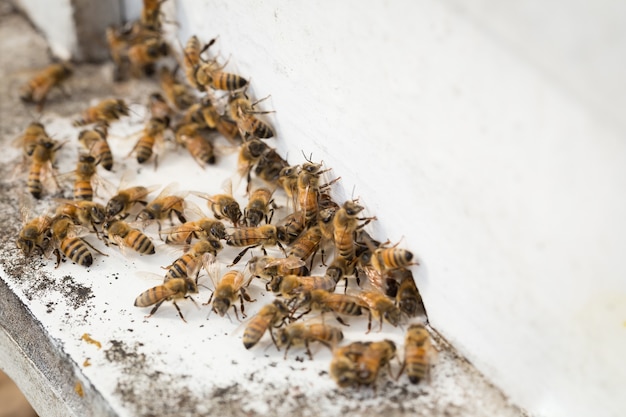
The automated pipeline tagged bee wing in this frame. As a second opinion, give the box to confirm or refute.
[205,255,221,290]
[90,173,118,198]
[221,177,234,196]
[153,182,181,200]
[265,255,305,269]
[66,224,91,238]
[183,200,207,220]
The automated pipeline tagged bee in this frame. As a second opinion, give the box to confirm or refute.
[148,92,173,120]
[237,139,270,187]
[103,219,155,255]
[226,225,285,265]
[49,215,96,267]
[207,269,255,319]
[399,324,433,384]
[27,136,64,199]
[325,255,355,291]
[288,224,323,264]
[159,67,195,110]
[355,290,402,332]
[160,218,226,245]
[136,184,187,227]
[278,165,300,207]
[275,210,306,245]
[12,122,48,158]
[194,57,248,92]
[54,199,106,236]
[182,36,217,90]
[20,62,72,110]
[106,185,157,219]
[128,37,169,77]
[194,188,242,226]
[73,98,129,126]
[354,340,397,387]
[297,161,326,226]
[199,98,240,143]
[140,0,167,31]
[330,342,369,388]
[254,148,289,186]
[134,277,198,322]
[247,255,308,282]
[164,239,221,282]
[371,245,416,273]
[128,116,169,166]
[175,122,216,167]
[318,206,337,242]
[295,289,362,326]
[389,268,427,319]
[270,274,338,299]
[17,213,52,256]
[78,124,113,171]
[71,154,99,201]
[275,322,344,360]
[333,200,376,262]
[242,299,291,349]
[229,92,274,139]
[244,187,274,227]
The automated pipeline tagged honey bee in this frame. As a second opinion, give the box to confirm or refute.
[103,219,155,255]
[182,35,214,89]
[371,245,416,273]
[242,299,291,349]
[288,224,323,263]
[175,122,216,167]
[20,62,72,110]
[278,165,300,207]
[388,268,427,319]
[140,0,167,31]
[193,188,242,226]
[73,98,129,126]
[270,274,338,299]
[49,215,97,267]
[106,185,158,219]
[12,122,48,158]
[54,199,106,236]
[128,37,169,77]
[148,92,173,120]
[354,340,397,387]
[134,277,198,322]
[275,322,344,360]
[295,289,362,326]
[355,289,402,332]
[237,139,270,187]
[137,187,188,230]
[275,210,306,245]
[226,225,285,265]
[77,124,113,171]
[16,213,52,256]
[330,342,369,388]
[244,187,274,227]
[128,116,169,166]
[194,57,248,92]
[254,147,289,187]
[200,98,240,143]
[247,255,308,281]
[325,255,355,291]
[207,269,255,319]
[71,154,99,201]
[297,161,326,226]
[333,200,376,262]
[399,324,433,384]
[164,239,221,282]
[160,218,226,245]
[229,92,274,139]
[159,67,195,110]
[27,136,64,199]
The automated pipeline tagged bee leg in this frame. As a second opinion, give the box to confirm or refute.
[268,328,279,351]
[172,301,187,323]
[231,304,241,321]
[82,238,108,257]
[53,248,62,268]
[202,291,215,306]
[229,244,258,266]
[146,299,166,319]
[276,240,286,256]
[283,342,291,360]
[335,315,350,327]
[305,340,314,361]
[366,311,373,334]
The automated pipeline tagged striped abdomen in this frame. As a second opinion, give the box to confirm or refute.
[60,237,93,267]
